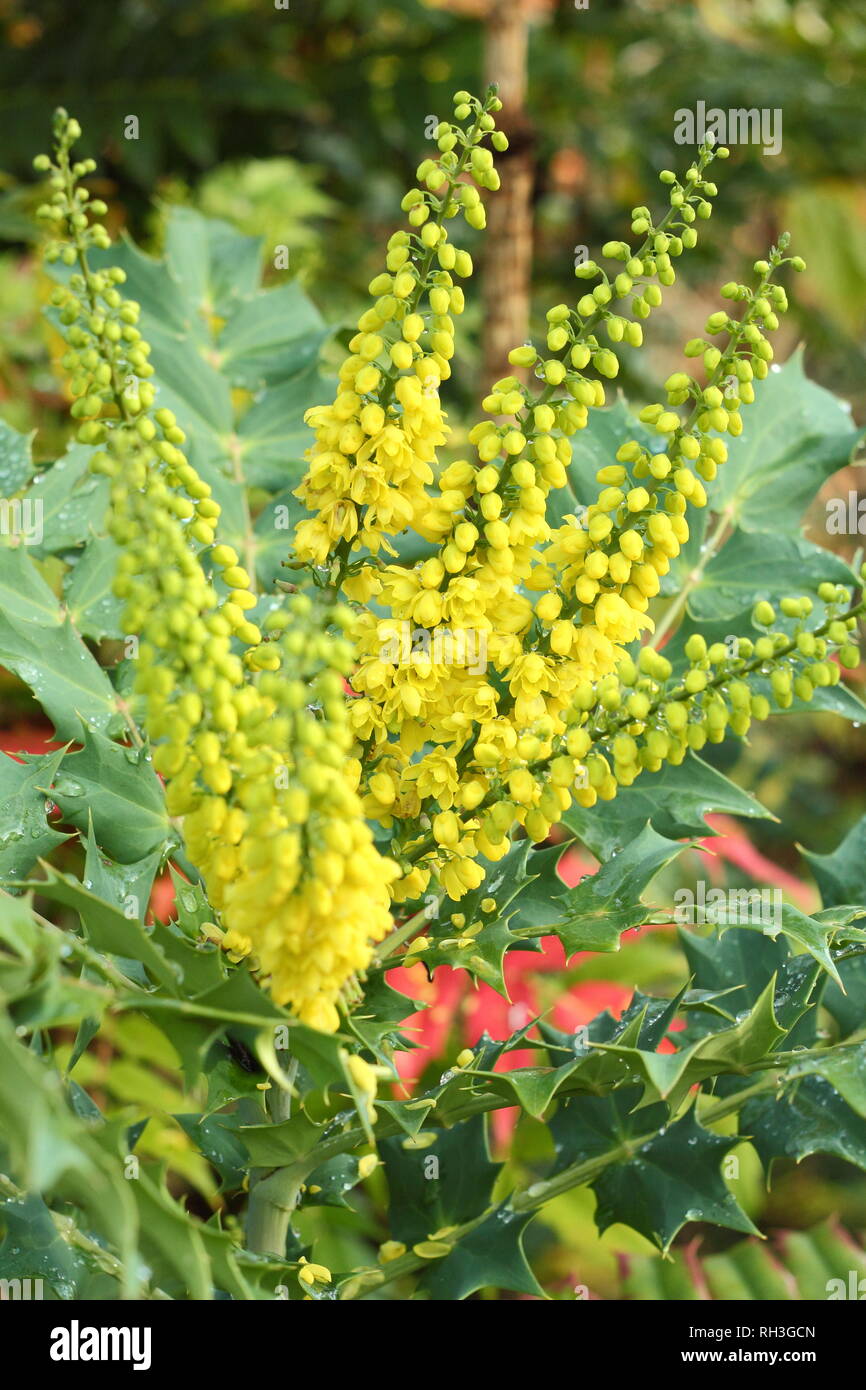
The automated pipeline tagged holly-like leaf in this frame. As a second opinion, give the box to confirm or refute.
[0,1193,92,1299]
[596,980,787,1108]
[709,352,865,534]
[237,366,321,492]
[217,280,326,389]
[802,813,866,908]
[252,486,306,588]
[786,1043,866,1118]
[303,1154,366,1209]
[82,822,163,920]
[0,417,33,494]
[688,530,857,623]
[0,609,121,738]
[564,752,770,860]
[742,1075,866,1174]
[28,865,177,991]
[421,1205,544,1301]
[381,1114,500,1246]
[24,445,108,557]
[730,901,847,985]
[0,542,66,627]
[0,747,69,886]
[552,1087,757,1251]
[63,537,124,641]
[825,955,866,1040]
[44,726,171,863]
[175,1111,248,1190]
[552,823,687,956]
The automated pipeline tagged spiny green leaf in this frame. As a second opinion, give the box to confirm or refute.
[688,530,857,623]
[0,746,69,886]
[81,822,163,920]
[0,417,33,494]
[709,351,865,533]
[786,1043,866,1118]
[24,445,108,557]
[742,1075,866,1174]
[381,1114,500,1246]
[421,1205,544,1301]
[236,364,322,490]
[553,823,687,956]
[0,611,121,738]
[0,542,65,626]
[63,536,124,641]
[217,279,326,388]
[564,752,770,860]
[729,901,848,985]
[802,812,866,908]
[552,1088,757,1251]
[27,865,178,991]
[42,726,171,863]
[596,979,786,1108]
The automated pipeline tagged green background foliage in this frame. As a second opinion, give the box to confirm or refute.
[0,0,865,1301]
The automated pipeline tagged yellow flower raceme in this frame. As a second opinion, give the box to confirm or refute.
[325,145,736,898]
[41,112,399,1031]
[294,89,506,570]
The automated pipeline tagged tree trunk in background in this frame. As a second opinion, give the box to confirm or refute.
[482,0,535,388]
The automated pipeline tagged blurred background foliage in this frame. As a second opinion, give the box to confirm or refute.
[1,0,866,1298]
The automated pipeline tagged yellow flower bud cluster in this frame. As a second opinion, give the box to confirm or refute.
[542,244,803,678]
[40,111,400,1032]
[293,87,506,569]
[573,143,727,341]
[547,584,863,815]
[320,145,741,900]
[385,579,863,893]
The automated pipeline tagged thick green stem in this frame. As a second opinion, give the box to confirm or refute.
[244,1055,301,1257]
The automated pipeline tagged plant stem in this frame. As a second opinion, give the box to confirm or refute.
[245,1053,302,1257]
[338,1070,782,1299]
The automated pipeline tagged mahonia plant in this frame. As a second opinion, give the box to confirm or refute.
[287,94,861,937]
[2,95,863,1302]
[35,98,865,1025]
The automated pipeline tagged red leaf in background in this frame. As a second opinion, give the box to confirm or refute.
[0,720,63,760]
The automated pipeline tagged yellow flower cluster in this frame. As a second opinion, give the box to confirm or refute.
[294,87,506,569]
[294,131,782,900]
[40,109,399,1032]
[38,104,860,1029]
[545,585,864,809]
